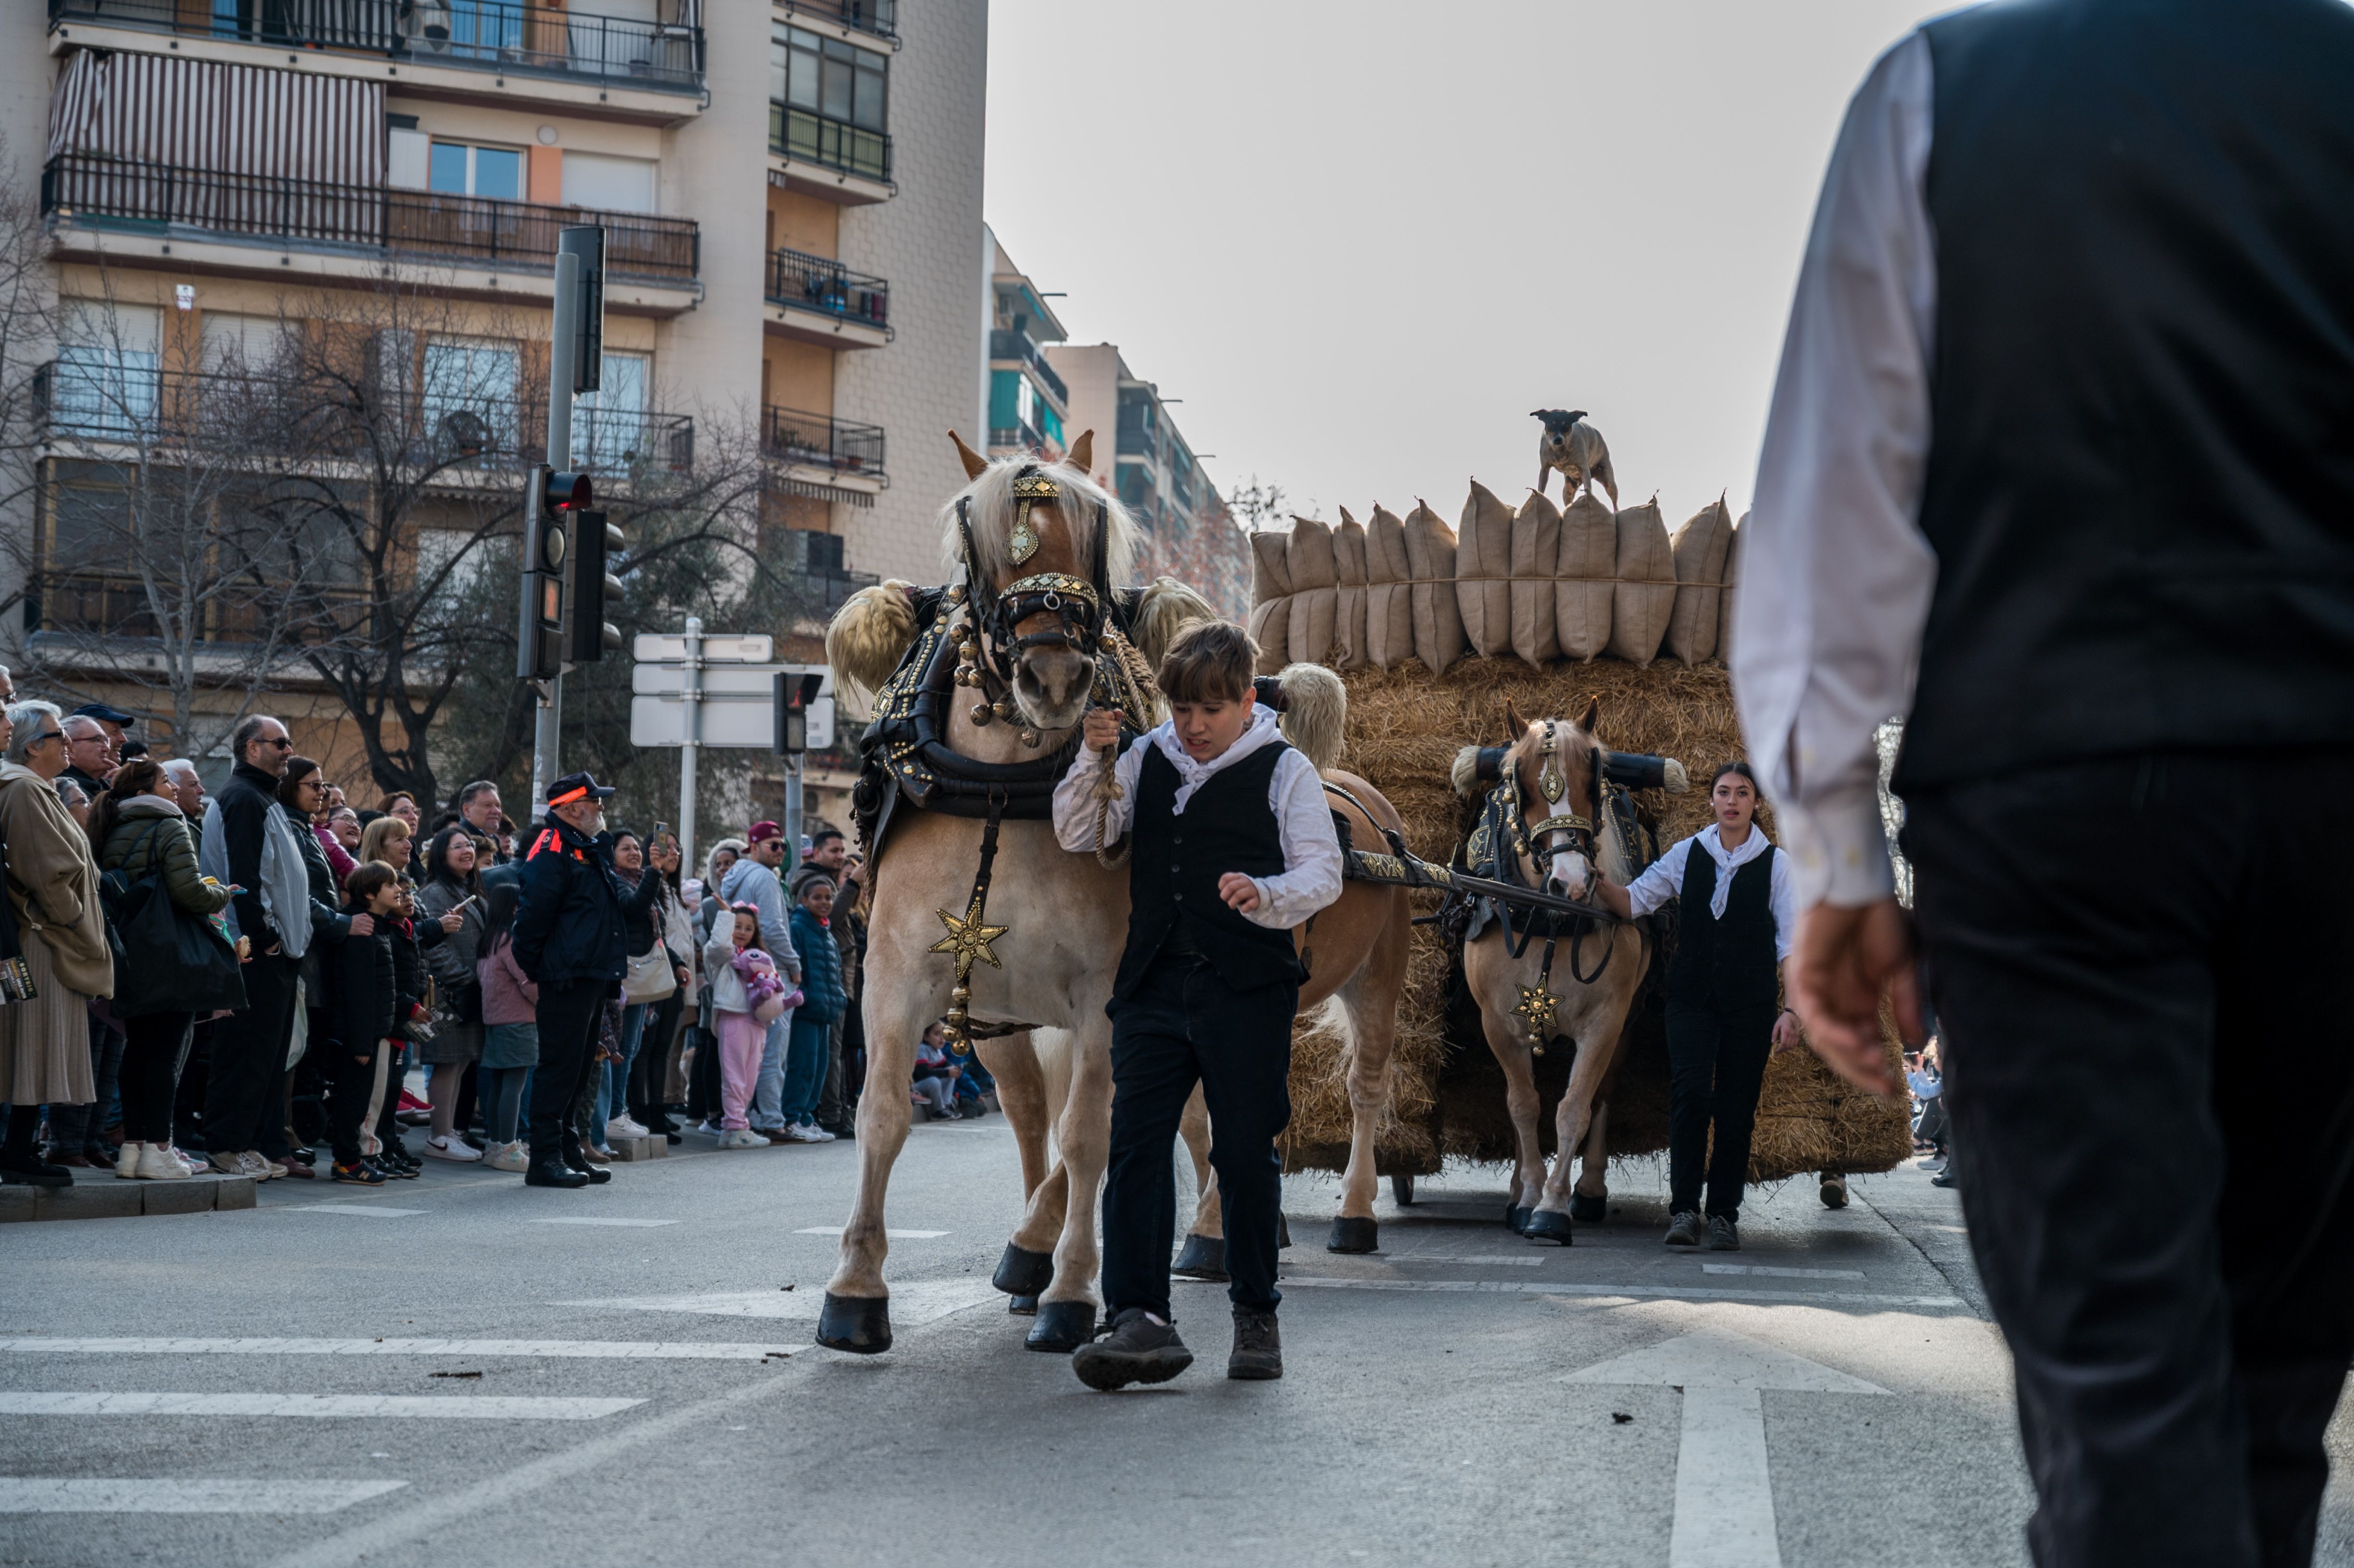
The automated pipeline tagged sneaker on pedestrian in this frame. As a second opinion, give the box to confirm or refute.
[1071,1309,1194,1392]
[133,1141,193,1180]
[1664,1210,1705,1248]
[114,1142,143,1180]
[274,1156,316,1180]
[485,1141,531,1173]
[1706,1214,1741,1251]
[606,1116,649,1141]
[237,1151,277,1181]
[1228,1308,1283,1381]
[210,1151,246,1178]
[423,1135,481,1163]
[331,1160,387,1186]
[798,1121,836,1142]
[162,1145,201,1177]
[717,1128,768,1149]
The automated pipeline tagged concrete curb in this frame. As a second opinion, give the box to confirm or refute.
[0,1171,257,1222]
[607,1135,669,1162]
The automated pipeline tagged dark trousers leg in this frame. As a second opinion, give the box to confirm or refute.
[323,1041,375,1167]
[174,1020,211,1147]
[1910,751,2354,1568]
[205,953,297,1154]
[1102,961,1207,1324]
[1704,1001,1775,1220]
[1191,967,1296,1314]
[687,1020,719,1123]
[371,1043,406,1153]
[1665,997,1720,1214]
[528,982,607,1159]
[117,1012,191,1144]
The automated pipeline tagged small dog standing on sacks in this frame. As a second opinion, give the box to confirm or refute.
[1059,621,1342,1390]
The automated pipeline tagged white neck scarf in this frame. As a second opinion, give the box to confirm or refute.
[1149,704,1283,814]
[1697,824,1772,920]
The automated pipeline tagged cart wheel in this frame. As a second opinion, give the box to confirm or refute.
[1390,1172,1415,1207]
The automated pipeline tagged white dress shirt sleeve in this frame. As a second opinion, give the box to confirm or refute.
[1052,738,1145,854]
[1733,28,1939,911]
[1769,847,1799,963]
[1624,837,1689,920]
[1243,749,1344,931]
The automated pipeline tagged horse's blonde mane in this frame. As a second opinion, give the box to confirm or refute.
[938,455,1139,587]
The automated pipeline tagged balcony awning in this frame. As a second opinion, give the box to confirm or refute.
[48,50,385,187]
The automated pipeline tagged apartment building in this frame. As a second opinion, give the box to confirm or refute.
[984,226,1066,463]
[1044,342,1249,619]
[2,0,987,786]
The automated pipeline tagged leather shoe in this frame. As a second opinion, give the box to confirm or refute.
[524,1161,590,1189]
[581,1163,612,1184]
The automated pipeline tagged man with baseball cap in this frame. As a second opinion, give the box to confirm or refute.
[512,772,663,1188]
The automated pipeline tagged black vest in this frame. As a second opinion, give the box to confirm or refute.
[1897,0,2354,792]
[1666,839,1780,1010]
[1112,739,1303,1002]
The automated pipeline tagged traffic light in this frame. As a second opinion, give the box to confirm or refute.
[565,501,625,663]
[776,671,825,754]
[515,464,586,681]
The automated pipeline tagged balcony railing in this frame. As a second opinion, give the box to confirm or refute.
[769,104,892,184]
[47,0,706,93]
[36,361,695,478]
[766,247,889,331]
[42,155,701,284]
[1116,417,1158,463]
[776,0,896,41]
[763,406,884,479]
[988,329,1068,407]
[989,423,1046,454]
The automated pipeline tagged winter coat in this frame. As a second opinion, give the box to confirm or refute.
[415,877,487,1008]
[287,803,352,991]
[329,922,397,1056]
[478,932,539,1026]
[701,929,761,1015]
[98,798,230,917]
[215,761,285,948]
[789,904,845,1027]
[0,762,112,996]
[512,814,662,986]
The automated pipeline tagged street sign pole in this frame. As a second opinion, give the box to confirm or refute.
[529,247,581,824]
[678,615,701,879]
[784,755,803,859]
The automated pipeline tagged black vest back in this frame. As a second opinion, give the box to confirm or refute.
[1897,0,2354,792]
[1666,839,1780,1009]
[1113,739,1302,1002]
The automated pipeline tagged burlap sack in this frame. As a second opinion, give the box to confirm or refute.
[1607,498,1676,666]
[1553,490,1616,661]
[1286,515,1339,665]
[1249,529,1292,606]
[1332,508,1369,669]
[1453,480,1515,659]
[1664,498,1735,666]
[1403,501,1467,674]
[1246,597,1290,676]
[1716,511,1745,666]
[1365,505,1415,670]
[1509,489,1562,667]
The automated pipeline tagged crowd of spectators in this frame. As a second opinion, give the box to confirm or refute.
[0,675,992,1191]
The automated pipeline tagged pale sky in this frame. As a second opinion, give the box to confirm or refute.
[983,1,1944,529]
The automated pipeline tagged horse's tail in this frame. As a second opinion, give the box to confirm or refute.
[826,578,920,716]
[1276,662,1346,773]
[1129,575,1218,667]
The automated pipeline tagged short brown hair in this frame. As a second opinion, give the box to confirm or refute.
[1154,620,1256,705]
[344,860,400,908]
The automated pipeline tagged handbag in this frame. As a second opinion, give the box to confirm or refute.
[623,935,676,1003]
[0,844,35,1003]
[103,824,246,1018]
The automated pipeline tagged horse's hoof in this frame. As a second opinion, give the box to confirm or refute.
[1327,1216,1379,1254]
[1278,1212,1292,1249]
[1507,1205,1534,1234]
[1008,1295,1039,1316]
[1819,1176,1849,1210]
[1523,1208,1575,1246]
[1024,1300,1096,1353]
[1570,1191,1607,1224]
[1390,1172,1415,1206]
[1171,1234,1229,1281]
[815,1292,893,1355]
[992,1241,1055,1298]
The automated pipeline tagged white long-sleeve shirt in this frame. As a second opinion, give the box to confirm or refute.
[1733,28,1939,912]
[1052,705,1343,932]
[1623,828,1799,964]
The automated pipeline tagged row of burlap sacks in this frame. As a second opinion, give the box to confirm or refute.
[1245,482,1743,676]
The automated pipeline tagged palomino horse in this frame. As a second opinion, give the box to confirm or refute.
[1458,700,1649,1246]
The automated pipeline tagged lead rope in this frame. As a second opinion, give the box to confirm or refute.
[1091,725,1130,869]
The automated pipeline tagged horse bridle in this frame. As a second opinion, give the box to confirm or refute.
[1515,720,1600,876]
[954,465,1111,697]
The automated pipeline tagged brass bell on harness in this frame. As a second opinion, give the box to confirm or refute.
[969,702,992,726]
[1019,728,1042,748]
[991,699,1016,722]
[951,983,971,1005]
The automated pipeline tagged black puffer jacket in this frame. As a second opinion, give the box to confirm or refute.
[329,923,396,1056]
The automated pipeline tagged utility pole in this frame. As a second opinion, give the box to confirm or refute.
[527,226,605,821]
[678,615,702,880]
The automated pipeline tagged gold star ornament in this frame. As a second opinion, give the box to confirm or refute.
[1511,985,1560,1053]
[929,892,1010,980]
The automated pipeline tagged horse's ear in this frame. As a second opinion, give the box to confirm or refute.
[1502,699,1529,744]
[1062,429,1093,476]
[1576,697,1601,735]
[948,429,989,480]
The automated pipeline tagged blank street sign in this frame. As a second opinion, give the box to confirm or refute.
[631,664,791,697]
[631,633,773,664]
[629,695,777,749]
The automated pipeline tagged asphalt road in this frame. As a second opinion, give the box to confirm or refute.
[4,1116,2354,1567]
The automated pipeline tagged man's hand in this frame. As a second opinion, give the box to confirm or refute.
[1789,898,1920,1097]
[348,913,375,937]
[1082,707,1122,752]
[1218,872,1261,913]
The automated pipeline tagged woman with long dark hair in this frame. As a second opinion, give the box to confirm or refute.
[90,758,232,1180]
[1594,761,1799,1251]
[415,825,487,1161]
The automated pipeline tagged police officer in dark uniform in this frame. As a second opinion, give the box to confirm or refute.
[512,772,662,1189]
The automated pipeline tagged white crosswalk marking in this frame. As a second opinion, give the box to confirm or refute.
[277,1206,428,1219]
[1283,1277,1961,1307]
[0,1339,797,1361]
[0,1479,409,1514]
[525,1218,677,1227]
[1702,1263,1867,1279]
[792,1225,947,1238]
[0,1394,643,1419]
[568,1279,995,1325]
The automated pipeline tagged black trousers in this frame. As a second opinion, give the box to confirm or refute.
[1908,750,2354,1568]
[630,990,684,1121]
[529,979,610,1161]
[1102,954,1296,1321]
[49,1017,126,1154]
[1665,991,1778,1219]
[118,1012,191,1144]
[203,951,298,1155]
[322,1037,377,1167]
